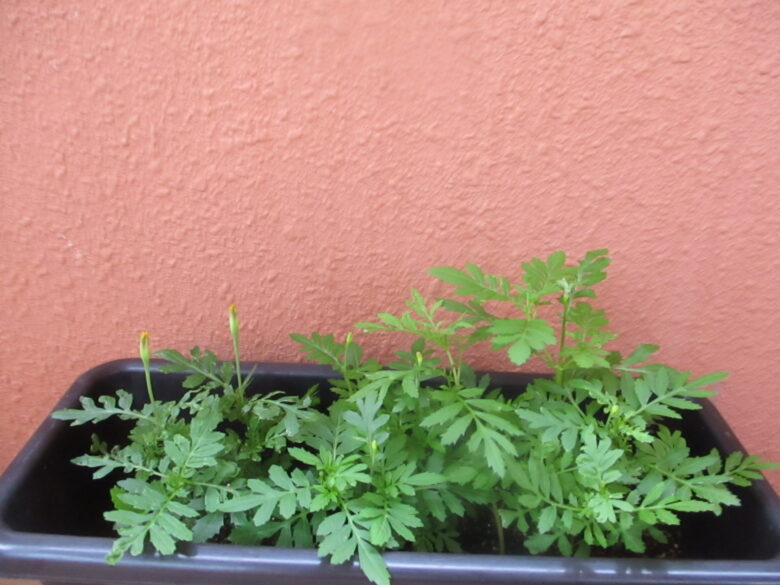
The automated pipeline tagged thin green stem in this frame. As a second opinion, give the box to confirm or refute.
[232,333,243,392]
[555,296,570,386]
[629,387,686,419]
[183,362,225,386]
[649,463,695,490]
[341,334,356,394]
[143,366,155,404]
[534,490,583,513]
[491,503,506,555]
[445,347,462,387]
[564,386,587,418]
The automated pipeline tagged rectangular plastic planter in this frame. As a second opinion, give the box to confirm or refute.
[1,359,779,585]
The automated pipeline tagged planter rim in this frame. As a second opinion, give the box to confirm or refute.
[2,530,780,585]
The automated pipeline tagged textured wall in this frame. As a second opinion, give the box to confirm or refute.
[1,0,778,500]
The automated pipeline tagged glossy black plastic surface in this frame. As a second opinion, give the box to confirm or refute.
[1,360,779,584]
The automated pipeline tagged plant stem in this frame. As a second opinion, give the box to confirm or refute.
[232,331,242,391]
[491,503,506,555]
[445,347,461,387]
[342,334,356,393]
[143,366,154,404]
[555,292,571,385]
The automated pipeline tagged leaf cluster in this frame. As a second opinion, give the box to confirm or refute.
[52,251,776,585]
[427,250,775,556]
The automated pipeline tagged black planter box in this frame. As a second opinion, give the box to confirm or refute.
[1,359,779,585]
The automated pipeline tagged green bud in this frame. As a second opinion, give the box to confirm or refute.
[139,331,154,402]
[139,331,151,367]
[228,304,239,339]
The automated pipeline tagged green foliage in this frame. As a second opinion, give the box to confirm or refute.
[53,252,777,585]
[427,250,775,557]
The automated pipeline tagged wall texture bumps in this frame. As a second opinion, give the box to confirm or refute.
[1,0,778,499]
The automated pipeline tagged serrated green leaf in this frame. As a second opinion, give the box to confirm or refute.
[644,403,681,419]
[401,373,419,398]
[155,349,189,367]
[525,532,557,554]
[428,266,509,300]
[157,512,193,541]
[440,415,471,445]
[290,332,346,367]
[666,500,718,513]
[358,540,390,585]
[643,481,667,506]
[52,390,144,426]
[252,500,278,527]
[662,397,699,410]
[622,528,645,554]
[148,524,176,555]
[689,371,728,388]
[406,472,446,486]
[622,344,660,367]
[675,452,721,476]
[369,518,392,547]
[537,506,557,533]
[317,512,347,536]
[269,465,294,490]
[490,318,556,365]
[323,526,357,564]
[691,484,740,507]
[654,509,680,525]
[482,435,506,477]
[278,493,297,519]
[218,493,267,513]
[191,513,224,543]
[507,341,532,365]
[632,378,651,406]
[561,428,578,452]
[104,509,150,525]
[387,514,416,542]
[445,465,477,484]
[420,402,463,428]
[116,479,167,509]
[182,373,206,389]
[518,494,541,509]
[204,488,221,513]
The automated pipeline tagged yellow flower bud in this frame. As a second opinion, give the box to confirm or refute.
[228,304,239,339]
[139,331,155,402]
[139,331,151,367]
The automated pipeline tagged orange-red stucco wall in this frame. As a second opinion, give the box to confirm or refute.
[1,0,778,496]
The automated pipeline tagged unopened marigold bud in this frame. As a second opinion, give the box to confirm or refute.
[228,304,239,339]
[139,331,151,367]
